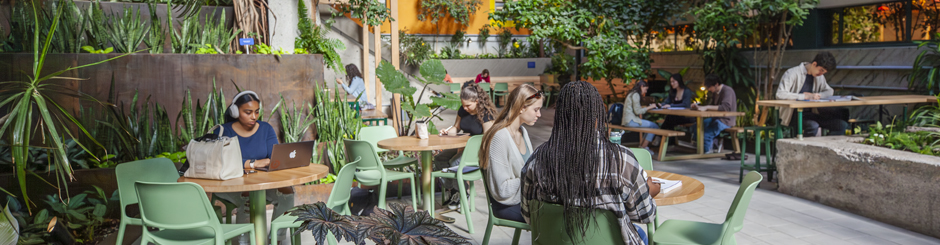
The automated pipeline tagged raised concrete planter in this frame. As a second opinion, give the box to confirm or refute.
[776,136,940,238]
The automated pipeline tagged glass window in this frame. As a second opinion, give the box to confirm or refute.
[913,0,940,40]
[828,1,940,44]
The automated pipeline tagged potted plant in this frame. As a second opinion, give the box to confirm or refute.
[290,202,470,244]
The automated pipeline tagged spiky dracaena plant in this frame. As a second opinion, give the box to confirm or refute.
[105,6,150,53]
[0,3,135,212]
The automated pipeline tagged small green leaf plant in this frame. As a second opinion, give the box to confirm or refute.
[81,45,113,54]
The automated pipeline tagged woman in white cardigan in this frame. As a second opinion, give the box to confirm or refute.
[479,84,543,222]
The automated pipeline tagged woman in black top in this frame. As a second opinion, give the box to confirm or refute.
[436,83,497,206]
[659,74,695,131]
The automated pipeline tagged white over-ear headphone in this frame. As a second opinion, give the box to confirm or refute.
[228,91,261,118]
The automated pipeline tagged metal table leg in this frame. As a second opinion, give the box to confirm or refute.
[797,108,804,140]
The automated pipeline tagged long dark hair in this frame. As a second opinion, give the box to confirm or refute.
[627,80,648,98]
[526,81,627,239]
[670,74,688,91]
[460,83,497,123]
[344,64,363,84]
[224,93,261,123]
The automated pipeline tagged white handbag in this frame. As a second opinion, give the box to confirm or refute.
[184,125,244,180]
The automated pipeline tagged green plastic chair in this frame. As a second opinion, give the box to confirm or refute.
[135,181,256,245]
[358,125,421,199]
[268,157,360,245]
[629,148,659,236]
[493,83,509,107]
[450,83,462,94]
[529,200,624,245]
[344,139,418,210]
[114,158,181,245]
[651,172,764,245]
[541,84,555,107]
[430,135,484,233]
[479,82,494,102]
[481,170,530,245]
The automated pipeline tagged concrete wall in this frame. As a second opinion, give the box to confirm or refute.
[776,136,940,238]
[268,0,300,52]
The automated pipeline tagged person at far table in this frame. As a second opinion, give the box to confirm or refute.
[522,81,659,245]
[776,51,849,137]
[658,74,695,131]
[475,69,491,83]
[335,63,376,110]
[691,74,736,154]
[621,80,659,151]
[436,83,497,208]
[479,84,543,223]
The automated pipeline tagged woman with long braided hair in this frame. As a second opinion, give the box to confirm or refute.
[478,84,543,222]
[521,81,660,245]
[435,83,497,207]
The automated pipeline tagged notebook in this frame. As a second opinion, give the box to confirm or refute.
[651,177,683,194]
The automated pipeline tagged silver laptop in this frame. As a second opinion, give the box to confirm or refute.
[257,141,315,172]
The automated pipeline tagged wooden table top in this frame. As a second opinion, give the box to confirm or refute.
[179,164,329,193]
[649,109,746,118]
[756,95,936,109]
[377,135,470,151]
[647,170,705,206]
[361,109,387,119]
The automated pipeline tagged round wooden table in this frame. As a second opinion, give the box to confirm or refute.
[377,135,470,212]
[179,164,329,245]
[646,170,705,206]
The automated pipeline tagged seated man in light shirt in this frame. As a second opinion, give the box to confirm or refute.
[775,51,848,137]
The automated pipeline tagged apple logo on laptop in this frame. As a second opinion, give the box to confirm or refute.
[289,150,296,159]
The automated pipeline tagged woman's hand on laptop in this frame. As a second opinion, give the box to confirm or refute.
[254,159,271,168]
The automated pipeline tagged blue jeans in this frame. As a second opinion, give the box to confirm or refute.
[699,118,730,152]
[634,224,648,245]
[625,120,659,143]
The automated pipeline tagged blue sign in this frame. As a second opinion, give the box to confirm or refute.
[527,61,535,68]
[239,38,255,46]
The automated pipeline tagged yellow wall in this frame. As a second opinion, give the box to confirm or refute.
[339,0,530,35]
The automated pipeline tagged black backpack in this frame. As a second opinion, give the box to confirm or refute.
[607,102,624,125]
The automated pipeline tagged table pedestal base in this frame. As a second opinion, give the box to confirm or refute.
[421,151,434,212]
[249,190,266,245]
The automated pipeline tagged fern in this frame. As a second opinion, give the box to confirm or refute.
[296,0,346,73]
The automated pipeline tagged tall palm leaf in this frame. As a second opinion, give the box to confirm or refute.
[0,3,136,212]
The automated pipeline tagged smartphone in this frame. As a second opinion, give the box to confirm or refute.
[655,103,662,109]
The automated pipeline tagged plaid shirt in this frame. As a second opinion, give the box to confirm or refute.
[521,145,656,245]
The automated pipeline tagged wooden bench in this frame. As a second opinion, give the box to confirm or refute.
[361,110,388,126]
[608,124,685,161]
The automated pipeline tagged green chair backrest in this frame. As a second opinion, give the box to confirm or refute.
[450,83,462,93]
[720,172,763,244]
[358,125,398,153]
[495,83,509,91]
[135,181,220,233]
[343,139,385,173]
[326,158,360,215]
[115,158,180,214]
[529,200,624,245]
[629,148,653,171]
[479,83,492,92]
[459,135,484,168]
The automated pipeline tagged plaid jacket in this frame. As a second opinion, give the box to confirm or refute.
[521,145,656,245]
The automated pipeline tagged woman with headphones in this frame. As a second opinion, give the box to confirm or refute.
[217,91,279,169]
[213,91,292,243]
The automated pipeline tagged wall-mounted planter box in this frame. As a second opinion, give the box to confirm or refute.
[0,53,324,140]
[776,136,940,238]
